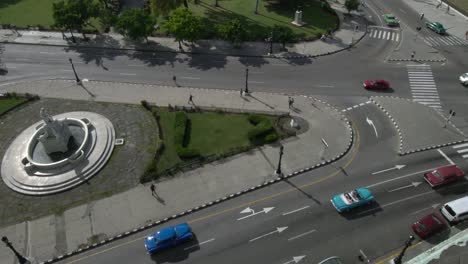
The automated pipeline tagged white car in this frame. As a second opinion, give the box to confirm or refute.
[460,73,468,86]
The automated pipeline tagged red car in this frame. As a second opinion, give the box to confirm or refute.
[424,165,465,188]
[412,213,446,239]
[363,79,390,90]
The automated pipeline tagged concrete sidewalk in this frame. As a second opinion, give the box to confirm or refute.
[0,79,352,263]
[0,0,367,59]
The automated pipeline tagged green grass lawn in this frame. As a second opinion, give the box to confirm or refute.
[189,0,337,40]
[0,97,27,115]
[154,109,280,175]
[0,0,58,28]
[446,0,468,16]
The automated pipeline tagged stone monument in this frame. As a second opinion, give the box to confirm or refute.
[292,10,306,27]
[1,109,116,195]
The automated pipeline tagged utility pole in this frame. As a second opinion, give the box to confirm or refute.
[393,235,415,264]
[269,30,274,55]
[275,145,284,176]
[68,58,81,84]
[245,68,249,94]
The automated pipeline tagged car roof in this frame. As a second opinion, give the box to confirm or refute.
[156,226,176,241]
[436,165,461,176]
[445,196,468,212]
[318,256,343,264]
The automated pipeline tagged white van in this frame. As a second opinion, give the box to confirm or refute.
[440,196,468,224]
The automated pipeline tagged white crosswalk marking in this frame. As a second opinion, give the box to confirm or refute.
[368,28,400,42]
[407,65,442,111]
[452,143,468,160]
[424,35,468,47]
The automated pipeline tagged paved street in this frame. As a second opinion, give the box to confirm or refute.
[0,0,467,263]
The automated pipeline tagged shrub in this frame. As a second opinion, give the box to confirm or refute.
[248,114,267,125]
[247,119,273,141]
[264,132,279,143]
[174,111,188,147]
[176,145,200,159]
[140,100,151,110]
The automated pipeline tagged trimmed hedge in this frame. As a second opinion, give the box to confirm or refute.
[174,111,199,159]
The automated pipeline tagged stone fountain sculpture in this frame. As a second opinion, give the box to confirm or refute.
[1,108,116,195]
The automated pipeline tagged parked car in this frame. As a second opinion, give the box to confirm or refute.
[363,79,390,90]
[383,14,399,26]
[440,196,468,224]
[331,187,375,212]
[144,223,193,254]
[412,213,446,239]
[423,165,465,188]
[425,21,446,34]
[460,73,468,86]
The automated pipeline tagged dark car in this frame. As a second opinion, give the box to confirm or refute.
[412,213,446,239]
[144,223,193,254]
[363,79,390,90]
[424,165,465,188]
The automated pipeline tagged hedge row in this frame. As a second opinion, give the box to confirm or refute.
[247,114,279,145]
[174,111,199,159]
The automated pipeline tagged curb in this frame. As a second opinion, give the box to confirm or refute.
[38,95,354,264]
[387,58,447,62]
[370,96,468,156]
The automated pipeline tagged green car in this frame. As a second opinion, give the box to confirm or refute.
[425,21,446,34]
[383,14,399,26]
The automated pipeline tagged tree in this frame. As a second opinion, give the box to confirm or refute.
[217,19,247,47]
[164,7,204,50]
[116,9,156,42]
[344,0,360,14]
[53,0,99,41]
[97,0,119,32]
[272,25,295,49]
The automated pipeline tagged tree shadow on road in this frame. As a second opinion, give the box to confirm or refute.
[283,178,322,205]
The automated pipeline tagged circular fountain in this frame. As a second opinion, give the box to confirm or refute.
[1,108,115,195]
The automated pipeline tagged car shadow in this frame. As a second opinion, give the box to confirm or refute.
[339,202,383,220]
[366,87,395,93]
[150,235,200,263]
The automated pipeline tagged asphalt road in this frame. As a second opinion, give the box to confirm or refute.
[1,0,467,263]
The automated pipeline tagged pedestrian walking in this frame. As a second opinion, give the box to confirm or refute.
[354,25,359,32]
[446,5,450,13]
[150,183,155,195]
[62,31,66,40]
[420,13,424,20]
[465,30,468,40]
[240,88,243,97]
[288,97,295,108]
[411,51,415,60]
[188,94,193,104]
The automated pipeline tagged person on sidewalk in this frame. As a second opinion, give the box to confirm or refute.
[411,51,416,60]
[446,5,450,13]
[188,94,194,104]
[150,183,156,196]
[420,13,424,20]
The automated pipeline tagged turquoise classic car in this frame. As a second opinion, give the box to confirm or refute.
[425,21,446,34]
[383,14,399,26]
[331,187,375,212]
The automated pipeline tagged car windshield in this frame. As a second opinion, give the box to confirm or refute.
[444,205,456,216]
[432,170,442,179]
[352,190,361,200]
[416,222,428,232]
[387,15,395,19]
[463,73,468,78]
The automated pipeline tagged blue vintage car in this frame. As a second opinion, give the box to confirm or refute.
[331,187,375,213]
[144,223,193,253]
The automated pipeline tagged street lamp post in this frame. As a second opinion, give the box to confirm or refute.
[393,235,415,264]
[269,30,274,55]
[275,145,284,175]
[68,58,81,84]
[245,68,249,94]
[2,236,29,264]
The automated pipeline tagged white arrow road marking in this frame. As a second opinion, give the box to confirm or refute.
[388,182,423,192]
[287,229,316,241]
[282,206,310,216]
[367,167,439,188]
[183,238,215,250]
[372,165,406,175]
[282,255,306,264]
[249,226,288,242]
[437,149,454,165]
[238,207,274,221]
[409,204,441,215]
[240,207,254,214]
[366,117,378,138]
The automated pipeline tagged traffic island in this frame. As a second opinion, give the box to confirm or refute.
[370,96,467,155]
